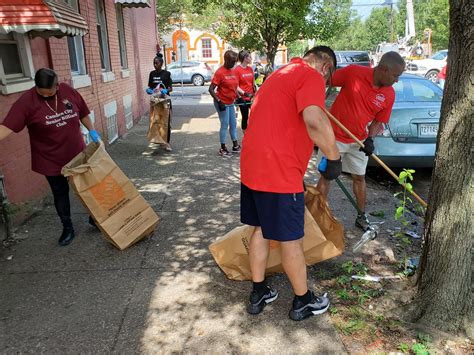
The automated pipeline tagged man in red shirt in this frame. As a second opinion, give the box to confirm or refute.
[316,51,405,230]
[240,46,342,321]
[0,68,100,246]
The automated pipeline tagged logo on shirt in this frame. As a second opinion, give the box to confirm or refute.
[373,93,386,108]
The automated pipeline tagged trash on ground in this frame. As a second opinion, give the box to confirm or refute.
[405,230,421,239]
[405,256,420,275]
[6,255,13,260]
[351,274,401,282]
[352,225,379,252]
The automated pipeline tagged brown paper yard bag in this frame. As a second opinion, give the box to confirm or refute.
[148,98,171,144]
[209,187,344,280]
[62,142,159,250]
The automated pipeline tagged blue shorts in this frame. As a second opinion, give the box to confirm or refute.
[240,183,304,241]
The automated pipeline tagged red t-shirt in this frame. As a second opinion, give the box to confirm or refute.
[330,65,395,143]
[234,65,255,101]
[211,66,238,104]
[2,83,90,176]
[240,58,326,193]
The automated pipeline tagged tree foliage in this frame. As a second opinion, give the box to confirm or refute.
[329,0,449,52]
[157,0,351,66]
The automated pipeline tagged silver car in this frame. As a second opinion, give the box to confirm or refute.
[166,61,213,86]
[370,74,442,167]
[327,74,442,168]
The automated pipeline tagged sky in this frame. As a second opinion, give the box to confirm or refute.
[352,0,399,20]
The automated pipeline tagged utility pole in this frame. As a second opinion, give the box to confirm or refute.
[178,13,184,99]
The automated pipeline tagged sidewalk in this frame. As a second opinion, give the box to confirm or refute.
[0,97,382,353]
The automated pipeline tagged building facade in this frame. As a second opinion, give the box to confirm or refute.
[162,26,288,70]
[0,0,158,204]
[162,26,227,70]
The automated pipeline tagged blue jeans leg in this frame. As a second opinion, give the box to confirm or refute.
[228,105,238,141]
[215,101,229,144]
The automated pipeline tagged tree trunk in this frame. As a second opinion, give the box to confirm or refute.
[412,0,473,334]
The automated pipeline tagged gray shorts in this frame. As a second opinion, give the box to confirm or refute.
[316,141,368,176]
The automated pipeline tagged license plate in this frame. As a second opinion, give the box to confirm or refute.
[419,124,438,137]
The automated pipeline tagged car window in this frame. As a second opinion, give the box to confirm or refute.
[337,52,369,63]
[394,78,443,102]
[167,63,178,70]
[431,51,447,60]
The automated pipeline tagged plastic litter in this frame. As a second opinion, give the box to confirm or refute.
[405,256,420,275]
[351,275,401,282]
[353,225,379,252]
[405,230,421,239]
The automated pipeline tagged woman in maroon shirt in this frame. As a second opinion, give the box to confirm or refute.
[0,68,100,246]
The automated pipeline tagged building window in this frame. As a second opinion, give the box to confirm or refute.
[65,0,87,76]
[115,5,128,69]
[201,38,212,58]
[96,0,111,72]
[0,33,35,95]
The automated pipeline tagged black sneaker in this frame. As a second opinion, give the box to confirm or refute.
[219,147,232,157]
[289,291,330,321]
[232,145,241,153]
[247,286,278,315]
[355,213,370,231]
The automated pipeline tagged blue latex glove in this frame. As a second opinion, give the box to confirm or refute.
[160,88,169,95]
[146,88,154,95]
[318,156,328,172]
[318,155,342,181]
[89,130,100,143]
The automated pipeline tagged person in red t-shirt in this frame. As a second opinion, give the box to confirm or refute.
[0,68,100,247]
[235,50,256,131]
[316,51,405,231]
[240,46,342,321]
[209,50,240,156]
[437,64,447,89]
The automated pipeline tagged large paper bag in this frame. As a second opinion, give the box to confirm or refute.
[62,142,159,250]
[148,98,170,144]
[209,187,344,281]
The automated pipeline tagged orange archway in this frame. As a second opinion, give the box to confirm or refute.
[169,30,191,62]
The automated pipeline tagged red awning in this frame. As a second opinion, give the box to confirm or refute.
[114,0,150,8]
[0,0,88,38]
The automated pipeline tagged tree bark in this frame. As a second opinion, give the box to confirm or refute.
[412,0,473,334]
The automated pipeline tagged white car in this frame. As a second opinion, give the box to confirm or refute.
[166,61,213,86]
[406,50,448,82]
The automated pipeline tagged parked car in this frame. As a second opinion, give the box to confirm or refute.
[335,51,371,69]
[326,74,442,168]
[166,61,213,86]
[406,50,448,82]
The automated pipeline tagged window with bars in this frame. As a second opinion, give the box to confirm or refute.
[96,0,111,72]
[123,95,133,129]
[115,5,128,69]
[201,38,212,58]
[104,101,118,143]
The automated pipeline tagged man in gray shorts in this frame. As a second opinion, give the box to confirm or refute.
[316,52,405,230]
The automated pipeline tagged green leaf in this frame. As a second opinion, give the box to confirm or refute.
[405,183,413,193]
[395,206,404,220]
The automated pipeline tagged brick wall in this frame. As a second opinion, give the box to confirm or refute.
[0,0,158,204]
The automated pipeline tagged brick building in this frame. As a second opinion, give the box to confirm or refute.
[0,0,159,204]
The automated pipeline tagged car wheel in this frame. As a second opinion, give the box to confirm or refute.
[192,74,205,86]
[425,70,439,83]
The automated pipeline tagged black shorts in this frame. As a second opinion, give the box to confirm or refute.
[240,183,304,241]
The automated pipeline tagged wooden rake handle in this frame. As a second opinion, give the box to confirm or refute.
[323,108,428,208]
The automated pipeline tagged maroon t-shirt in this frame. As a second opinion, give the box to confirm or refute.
[2,83,90,176]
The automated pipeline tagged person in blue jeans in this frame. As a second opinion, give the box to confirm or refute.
[209,50,240,156]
